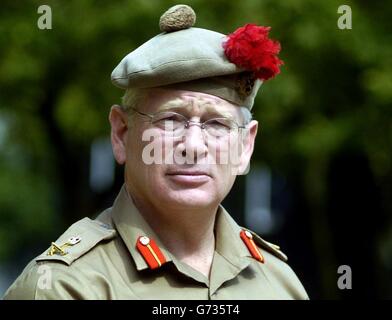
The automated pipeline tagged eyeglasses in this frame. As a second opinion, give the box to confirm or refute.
[129,107,248,138]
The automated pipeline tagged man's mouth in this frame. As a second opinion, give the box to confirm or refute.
[167,170,211,176]
[166,170,212,185]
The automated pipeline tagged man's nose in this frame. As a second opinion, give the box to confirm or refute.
[178,123,208,164]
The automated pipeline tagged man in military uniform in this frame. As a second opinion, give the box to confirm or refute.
[3,5,308,300]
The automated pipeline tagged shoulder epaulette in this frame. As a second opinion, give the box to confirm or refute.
[35,217,116,266]
[242,228,288,262]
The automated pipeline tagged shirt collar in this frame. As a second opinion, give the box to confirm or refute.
[214,204,253,266]
[111,185,174,271]
[111,185,253,273]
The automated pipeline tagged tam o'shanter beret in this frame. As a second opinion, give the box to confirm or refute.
[111,4,283,110]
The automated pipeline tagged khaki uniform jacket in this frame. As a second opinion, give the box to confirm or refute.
[3,185,308,300]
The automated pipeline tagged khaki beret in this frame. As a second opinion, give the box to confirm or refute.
[111,4,282,110]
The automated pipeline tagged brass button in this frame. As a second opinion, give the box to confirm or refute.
[139,236,150,246]
[245,230,253,239]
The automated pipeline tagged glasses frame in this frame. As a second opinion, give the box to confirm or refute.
[127,106,248,137]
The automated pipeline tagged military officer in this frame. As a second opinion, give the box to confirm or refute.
[3,5,308,300]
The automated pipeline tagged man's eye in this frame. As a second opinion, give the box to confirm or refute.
[208,119,232,128]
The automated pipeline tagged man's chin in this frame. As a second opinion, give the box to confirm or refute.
[162,189,218,209]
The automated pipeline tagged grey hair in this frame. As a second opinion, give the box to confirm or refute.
[240,107,253,125]
[121,88,148,113]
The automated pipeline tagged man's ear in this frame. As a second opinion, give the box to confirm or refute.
[237,120,258,175]
[109,105,129,165]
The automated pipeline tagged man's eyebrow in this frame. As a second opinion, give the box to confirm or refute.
[158,100,236,119]
[157,99,190,112]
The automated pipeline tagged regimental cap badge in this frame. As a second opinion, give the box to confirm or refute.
[235,72,256,99]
